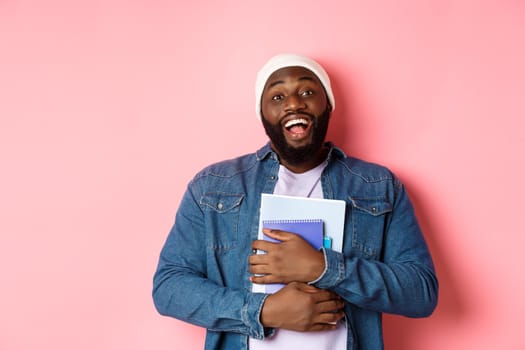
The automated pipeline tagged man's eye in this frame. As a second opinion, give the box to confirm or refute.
[301,90,313,96]
[272,95,283,101]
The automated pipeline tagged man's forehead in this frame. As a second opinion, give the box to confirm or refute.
[265,66,321,88]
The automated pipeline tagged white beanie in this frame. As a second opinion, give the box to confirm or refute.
[255,53,335,120]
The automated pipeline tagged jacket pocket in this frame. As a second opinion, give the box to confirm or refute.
[348,196,392,259]
[200,192,244,251]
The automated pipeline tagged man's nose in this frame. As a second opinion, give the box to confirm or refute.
[284,94,306,111]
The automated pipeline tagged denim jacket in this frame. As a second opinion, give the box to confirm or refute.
[153,142,438,350]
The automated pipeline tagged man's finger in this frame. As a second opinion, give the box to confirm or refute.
[251,239,279,252]
[317,311,345,325]
[249,264,270,275]
[250,274,278,285]
[308,322,339,332]
[317,299,345,313]
[248,253,268,265]
[262,228,297,242]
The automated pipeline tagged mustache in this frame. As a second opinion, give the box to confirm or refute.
[284,112,315,118]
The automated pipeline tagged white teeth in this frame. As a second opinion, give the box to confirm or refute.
[284,118,308,128]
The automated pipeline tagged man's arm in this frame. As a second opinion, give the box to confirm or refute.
[314,179,438,317]
[249,179,438,318]
[152,186,268,339]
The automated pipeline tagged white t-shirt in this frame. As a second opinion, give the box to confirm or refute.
[249,161,347,350]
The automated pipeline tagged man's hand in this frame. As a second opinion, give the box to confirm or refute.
[260,282,345,332]
[249,228,325,284]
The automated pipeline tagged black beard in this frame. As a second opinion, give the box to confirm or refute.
[262,109,331,166]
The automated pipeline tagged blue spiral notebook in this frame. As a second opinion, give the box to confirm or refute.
[262,219,324,247]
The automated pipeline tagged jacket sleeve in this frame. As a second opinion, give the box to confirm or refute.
[313,178,438,317]
[152,184,270,339]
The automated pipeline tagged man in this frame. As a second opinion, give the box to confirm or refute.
[153,54,438,350]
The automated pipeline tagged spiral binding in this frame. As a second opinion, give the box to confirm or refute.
[262,219,322,224]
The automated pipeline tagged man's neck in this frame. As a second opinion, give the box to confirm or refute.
[277,146,329,174]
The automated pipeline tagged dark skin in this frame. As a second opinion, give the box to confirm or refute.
[260,66,330,173]
[249,66,345,331]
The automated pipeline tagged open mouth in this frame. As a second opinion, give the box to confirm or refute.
[283,117,311,135]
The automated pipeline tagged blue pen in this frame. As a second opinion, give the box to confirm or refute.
[323,236,332,249]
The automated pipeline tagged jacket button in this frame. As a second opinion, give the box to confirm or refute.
[217,202,223,210]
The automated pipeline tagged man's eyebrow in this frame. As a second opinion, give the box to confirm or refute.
[267,76,316,89]
[298,76,315,82]
[267,80,285,89]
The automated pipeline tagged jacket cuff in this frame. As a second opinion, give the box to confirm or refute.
[308,248,329,285]
[243,292,275,339]
[311,247,345,289]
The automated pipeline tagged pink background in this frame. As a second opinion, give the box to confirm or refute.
[1,1,524,349]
